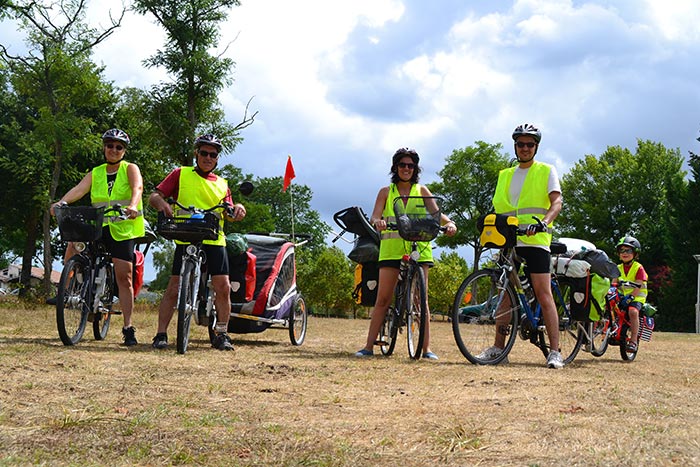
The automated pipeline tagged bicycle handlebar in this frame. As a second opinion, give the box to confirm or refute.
[515,216,547,236]
[165,198,233,216]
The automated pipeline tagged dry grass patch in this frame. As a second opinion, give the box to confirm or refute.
[0,301,699,466]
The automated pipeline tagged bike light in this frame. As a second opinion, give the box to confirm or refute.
[186,244,198,255]
[74,242,86,253]
[410,250,420,261]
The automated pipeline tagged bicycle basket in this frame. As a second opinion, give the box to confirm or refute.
[392,196,442,242]
[55,206,104,242]
[156,211,220,243]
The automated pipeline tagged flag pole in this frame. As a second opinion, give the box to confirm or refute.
[290,185,295,241]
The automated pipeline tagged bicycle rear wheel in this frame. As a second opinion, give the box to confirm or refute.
[289,294,308,345]
[378,306,399,356]
[56,256,90,346]
[451,269,518,365]
[176,259,198,354]
[92,262,114,340]
[406,266,427,360]
[546,280,585,364]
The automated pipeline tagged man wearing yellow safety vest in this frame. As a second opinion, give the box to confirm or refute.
[50,129,145,346]
[149,134,247,351]
[483,123,565,368]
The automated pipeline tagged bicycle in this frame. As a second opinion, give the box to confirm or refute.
[376,195,444,360]
[451,215,584,365]
[54,204,126,345]
[155,198,233,354]
[602,280,654,362]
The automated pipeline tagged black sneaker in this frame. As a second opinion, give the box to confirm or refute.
[152,332,168,349]
[122,326,137,346]
[212,332,234,351]
[46,296,57,305]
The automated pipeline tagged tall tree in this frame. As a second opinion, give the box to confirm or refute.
[427,141,512,270]
[132,0,255,165]
[0,0,122,296]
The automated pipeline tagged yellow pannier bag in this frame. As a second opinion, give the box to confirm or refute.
[477,214,518,248]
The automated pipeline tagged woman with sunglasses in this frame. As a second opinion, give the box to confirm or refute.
[50,128,145,346]
[354,147,457,359]
[148,134,246,352]
[483,123,565,368]
[613,236,648,353]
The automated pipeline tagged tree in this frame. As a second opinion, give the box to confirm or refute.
[427,251,469,318]
[0,0,123,296]
[296,246,354,317]
[559,140,687,330]
[427,141,512,270]
[132,0,256,165]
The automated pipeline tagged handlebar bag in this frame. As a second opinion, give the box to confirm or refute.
[476,214,518,248]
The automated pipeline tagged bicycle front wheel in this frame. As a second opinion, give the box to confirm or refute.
[406,266,427,360]
[590,306,612,357]
[176,259,199,354]
[620,323,637,362]
[451,269,518,365]
[56,256,90,346]
[92,261,115,341]
[378,306,399,356]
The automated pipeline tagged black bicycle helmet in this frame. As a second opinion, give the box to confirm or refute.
[392,147,420,166]
[512,123,541,143]
[102,128,130,146]
[194,134,223,152]
[616,236,641,252]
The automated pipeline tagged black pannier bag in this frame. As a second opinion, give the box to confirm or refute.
[353,262,379,307]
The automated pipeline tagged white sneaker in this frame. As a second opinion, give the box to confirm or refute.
[476,345,509,364]
[547,350,564,369]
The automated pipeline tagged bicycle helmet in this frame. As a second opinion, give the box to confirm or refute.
[102,128,130,146]
[194,134,223,152]
[511,123,541,143]
[616,236,641,253]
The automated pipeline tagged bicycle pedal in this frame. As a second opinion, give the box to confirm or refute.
[374,340,389,346]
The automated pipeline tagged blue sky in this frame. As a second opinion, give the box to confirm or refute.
[3,0,700,279]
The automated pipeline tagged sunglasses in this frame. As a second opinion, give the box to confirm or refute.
[198,149,219,159]
[618,247,634,254]
[397,162,416,169]
[105,143,125,151]
[516,142,537,148]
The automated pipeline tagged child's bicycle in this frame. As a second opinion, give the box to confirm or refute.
[601,280,654,362]
[155,198,233,354]
[54,204,155,346]
[451,215,584,365]
[376,195,445,360]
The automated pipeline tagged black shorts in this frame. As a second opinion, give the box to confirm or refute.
[515,246,550,274]
[101,226,135,262]
[171,244,229,276]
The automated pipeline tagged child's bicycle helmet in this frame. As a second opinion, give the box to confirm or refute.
[616,236,641,253]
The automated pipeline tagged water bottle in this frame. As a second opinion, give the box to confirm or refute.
[520,275,535,304]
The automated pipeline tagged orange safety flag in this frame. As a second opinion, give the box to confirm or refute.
[282,155,296,192]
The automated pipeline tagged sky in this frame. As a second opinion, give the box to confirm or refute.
[3,0,700,279]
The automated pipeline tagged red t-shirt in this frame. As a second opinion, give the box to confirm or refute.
[156,167,233,205]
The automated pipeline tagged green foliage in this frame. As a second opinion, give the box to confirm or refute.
[296,246,354,317]
[428,251,469,317]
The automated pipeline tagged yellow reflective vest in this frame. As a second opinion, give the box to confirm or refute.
[90,162,145,241]
[617,261,648,304]
[378,183,434,263]
[492,161,553,246]
[176,168,228,246]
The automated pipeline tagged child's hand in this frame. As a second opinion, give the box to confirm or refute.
[619,294,634,308]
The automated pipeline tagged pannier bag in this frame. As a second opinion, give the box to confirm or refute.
[589,274,610,321]
[133,250,145,297]
[552,257,592,322]
[353,262,378,307]
[229,249,256,303]
[477,214,518,248]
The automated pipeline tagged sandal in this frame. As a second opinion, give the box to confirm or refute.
[626,341,638,353]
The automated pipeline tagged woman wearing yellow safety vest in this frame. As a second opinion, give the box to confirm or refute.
[149,134,247,352]
[355,148,457,359]
[50,129,145,346]
[482,123,565,369]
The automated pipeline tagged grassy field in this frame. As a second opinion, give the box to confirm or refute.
[1,300,699,466]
